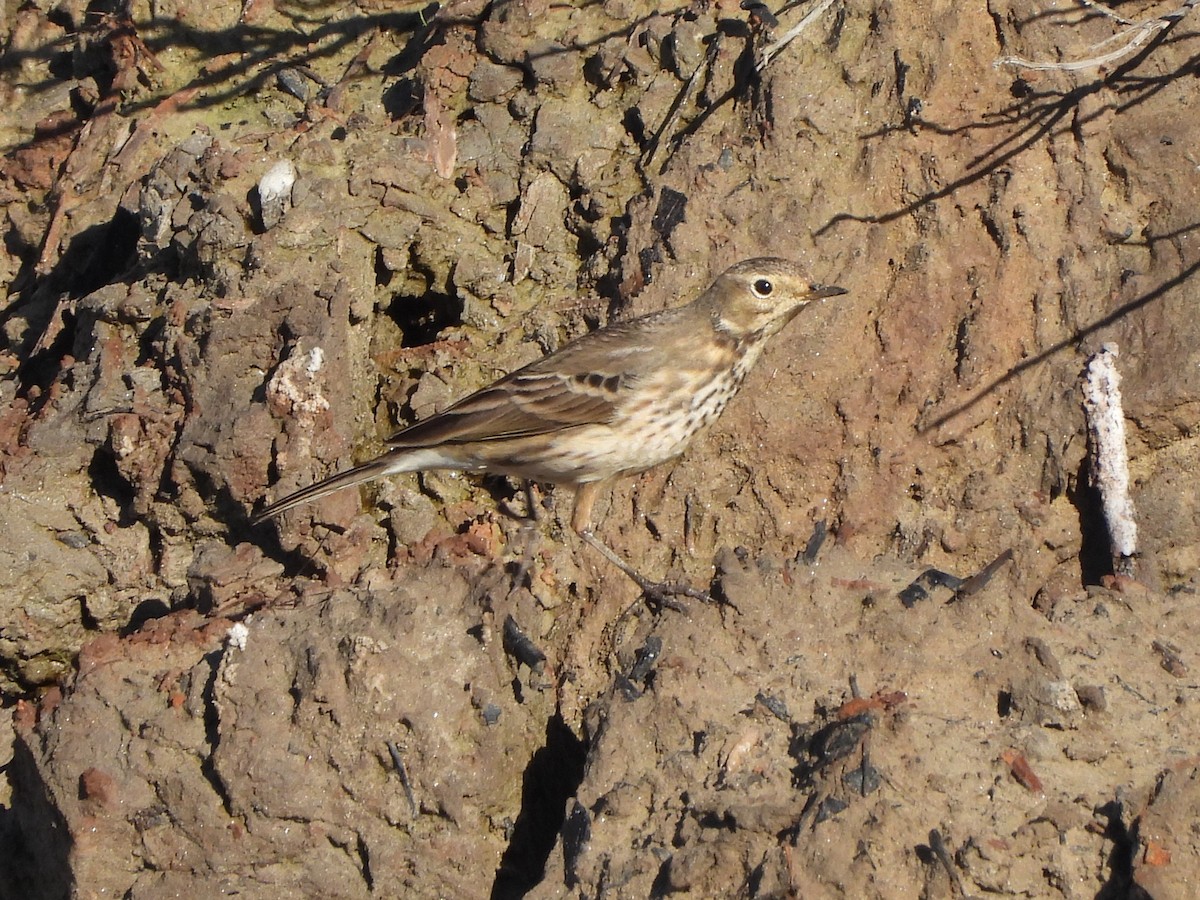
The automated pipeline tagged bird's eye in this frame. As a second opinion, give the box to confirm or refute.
[752,278,774,298]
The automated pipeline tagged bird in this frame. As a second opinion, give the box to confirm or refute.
[254,258,847,598]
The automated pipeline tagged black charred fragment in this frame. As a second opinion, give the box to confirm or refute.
[740,1,780,28]
[386,741,419,818]
[812,714,873,764]
[900,549,1014,607]
[650,187,687,244]
[276,64,331,104]
[786,703,888,839]
[638,245,662,284]
[898,568,963,607]
[789,713,876,788]
[813,795,848,824]
[897,581,929,607]
[562,800,592,888]
[503,614,546,674]
[276,67,311,102]
[754,691,790,722]
[615,673,641,701]
[952,548,1014,601]
[628,635,663,684]
[843,762,881,796]
[799,520,828,565]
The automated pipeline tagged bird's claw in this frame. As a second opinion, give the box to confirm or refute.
[640,579,714,611]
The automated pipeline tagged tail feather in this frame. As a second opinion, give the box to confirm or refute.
[253,456,405,522]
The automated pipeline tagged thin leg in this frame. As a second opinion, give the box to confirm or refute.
[523,481,541,523]
[571,482,711,605]
[507,481,542,594]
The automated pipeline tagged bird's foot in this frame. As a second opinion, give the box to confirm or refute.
[577,528,716,610]
[504,517,542,597]
[637,577,713,611]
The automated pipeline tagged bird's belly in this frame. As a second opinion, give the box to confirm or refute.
[564,370,742,482]
[473,367,743,486]
[481,422,690,485]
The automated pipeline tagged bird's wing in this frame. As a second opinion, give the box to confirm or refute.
[386,320,664,448]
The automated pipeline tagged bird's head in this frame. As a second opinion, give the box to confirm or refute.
[705,257,847,340]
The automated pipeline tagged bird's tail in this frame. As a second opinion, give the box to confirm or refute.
[252,455,409,522]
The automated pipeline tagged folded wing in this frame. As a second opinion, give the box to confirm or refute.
[387,320,665,448]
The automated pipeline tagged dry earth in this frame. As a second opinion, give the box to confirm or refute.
[2,0,1200,897]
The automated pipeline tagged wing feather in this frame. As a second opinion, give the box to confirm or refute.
[386,311,681,449]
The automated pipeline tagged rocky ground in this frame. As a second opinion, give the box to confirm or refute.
[2,0,1199,896]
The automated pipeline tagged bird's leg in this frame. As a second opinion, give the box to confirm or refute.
[571,482,712,606]
[506,481,542,593]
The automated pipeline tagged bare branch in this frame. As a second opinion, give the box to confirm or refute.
[995,0,1198,72]
[1079,0,1135,27]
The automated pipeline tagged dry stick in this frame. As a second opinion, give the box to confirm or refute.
[756,0,839,71]
[1079,0,1136,27]
[1081,344,1138,577]
[996,0,1199,71]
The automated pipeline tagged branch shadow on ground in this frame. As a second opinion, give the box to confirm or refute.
[811,13,1200,432]
[919,247,1200,433]
[1,3,446,134]
[816,17,1200,236]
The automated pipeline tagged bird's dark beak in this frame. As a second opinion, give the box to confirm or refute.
[810,284,848,299]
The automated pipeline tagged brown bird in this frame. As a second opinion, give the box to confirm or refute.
[254,258,846,597]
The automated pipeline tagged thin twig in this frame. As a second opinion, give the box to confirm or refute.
[757,0,839,71]
[1079,0,1136,27]
[996,0,1199,71]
